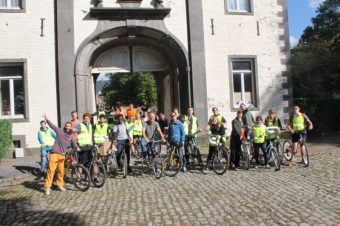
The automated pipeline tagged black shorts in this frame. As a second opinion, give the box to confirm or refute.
[78,148,94,165]
[291,131,307,143]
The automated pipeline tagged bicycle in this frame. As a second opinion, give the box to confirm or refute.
[79,146,106,187]
[101,141,128,178]
[208,134,230,175]
[266,127,284,165]
[63,148,91,192]
[184,131,203,171]
[142,140,163,179]
[162,143,183,177]
[283,133,309,167]
[263,129,281,171]
[240,129,251,170]
[133,136,143,159]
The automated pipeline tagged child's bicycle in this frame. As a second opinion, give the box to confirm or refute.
[283,133,309,167]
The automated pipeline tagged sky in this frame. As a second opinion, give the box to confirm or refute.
[288,0,326,48]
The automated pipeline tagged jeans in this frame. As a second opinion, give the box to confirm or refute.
[40,147,52,175]
[141,138,156,160]
[230,134,242,167]
[169,142,184,167]
[116,139,130,166]
[253,142,268,165]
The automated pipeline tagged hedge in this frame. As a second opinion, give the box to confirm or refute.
[0,119,12,159]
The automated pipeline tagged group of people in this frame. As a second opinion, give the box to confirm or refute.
[38,103,313,195]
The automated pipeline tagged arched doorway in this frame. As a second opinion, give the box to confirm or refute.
[74,26,190,116]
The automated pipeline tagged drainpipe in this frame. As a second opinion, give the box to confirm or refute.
[54,0,61,126]
[185,0,194,107]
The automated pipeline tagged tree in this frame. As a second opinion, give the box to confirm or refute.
[102,72,157,107]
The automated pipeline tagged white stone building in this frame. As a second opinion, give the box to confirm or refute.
[0,0,291,150]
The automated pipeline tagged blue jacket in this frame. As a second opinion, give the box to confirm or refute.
[168,120,185,144]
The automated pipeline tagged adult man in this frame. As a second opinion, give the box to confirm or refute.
[157,112,169,134]
[75,113,93,147]
[127,104,137,118]
[240,103,254,128]
[142,112,166,160]
[94,114,109,145]
[172,107,184,122]
[70,111,81,141]
[286,106,313,155]
[43,114,80,195]
[113,114,133,173]
[183,107,201,168]
[230,111,243,169]
[168,112,186,171]
[38,120,56,180]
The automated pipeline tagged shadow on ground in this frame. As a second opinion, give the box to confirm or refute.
[13,165,41,177]
[0,196,85,226]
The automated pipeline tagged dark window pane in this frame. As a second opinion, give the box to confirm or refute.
[1,80,11,116]
[233,73,241,92]
[0,66,23,77]
[232,61,251,71]
[244,73,252,92]
[14,79,24,115]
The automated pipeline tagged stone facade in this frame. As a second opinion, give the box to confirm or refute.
[0,0,291,149]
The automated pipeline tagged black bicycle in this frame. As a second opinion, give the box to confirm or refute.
[142,140,163,179]
[64,148,91,192]
[208,134,230,175]
[101,141,128,178]
[184,131,203,171]
[79,146,106,187]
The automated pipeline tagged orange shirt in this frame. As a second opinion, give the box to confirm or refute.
[127,108,137,118]
[116,109,127,117]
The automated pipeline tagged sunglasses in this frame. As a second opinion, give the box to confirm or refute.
[171,115,176,117]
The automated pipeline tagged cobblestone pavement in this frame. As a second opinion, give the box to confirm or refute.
[0,145,339,226]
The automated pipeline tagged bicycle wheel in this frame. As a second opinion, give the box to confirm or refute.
[194,147,204,170]
[212,147,228,175]
[241,144,250,170]
[283,140,293,161]
[270,147,280,171]
[106,155,118,177]
[91,161,106,188]
[162,150,182,177]
[71,164,90,192]
[122,152,128,178]
[153,153,163,179]
[186,142,194,168]
[301,144,309,167]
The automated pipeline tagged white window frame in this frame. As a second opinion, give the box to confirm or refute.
[230,59,257,109]
[0,0,21,9]
[0,70,24,119]
[226,0,252,13]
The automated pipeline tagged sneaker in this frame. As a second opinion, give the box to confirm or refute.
[40,176,45,181]
[57,186,66,192]
[202,169,208,174]
[255,165,259,169]
[265,164,270,169]
[182,166,187,172]
[45,188,51,195]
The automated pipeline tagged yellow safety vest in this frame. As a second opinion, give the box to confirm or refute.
[292,114,305,131]
[133,120,143,136]
[39,128,55,147]
[78,123,93,147]
[94,123,109,145]
[209,135,221,147]
[209,114,223,124]
[266,118,279,139]
[126,121,135,137]
[183,115,198,137]
[253,125,266,144]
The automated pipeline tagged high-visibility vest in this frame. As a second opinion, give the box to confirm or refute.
[209,114,223,124]
[94,123,109,144]
[133,120,143,136]
[126,121,135,137]
[266,118,279,139]
[183,115,198,137]
[98,111,106,117]
[292,114,305,131]
[253,125,266,144]
[209,135,220,147]
[78,123,93,147]
[39,128,55,147]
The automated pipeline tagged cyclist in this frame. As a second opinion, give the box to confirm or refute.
[168,111,186,171]
[38,120,56,181]
[127,104,137,118]
[157,112,169,134]
[133,113,143,156]
[240,103,254,128]
[112,114,133,173]
[94,114,109,145]
[208,107,226,126]
[286,106,313,156]
[74,113,94,166]
[172,107,184,122]
[183,107,201,169]
[126,115,136,155]
[230,111,243,169]
[251,116,269,168]
[141,112,166,161]
[70,111,82,141]
[264,109,282,145]
[204,116,228,174]
[42,113,80,195]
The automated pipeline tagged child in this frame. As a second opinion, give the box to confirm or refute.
[252,116,269,168]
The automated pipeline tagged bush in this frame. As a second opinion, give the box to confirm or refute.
[0,120,12,159]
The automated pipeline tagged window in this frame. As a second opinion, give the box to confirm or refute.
[0,64,25,119]
[0,0,20,9]
[230,59,257,108]
[226,0,251,13]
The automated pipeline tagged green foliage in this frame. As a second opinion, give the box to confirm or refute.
[102,72,157,107]
[0,120,12,159]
